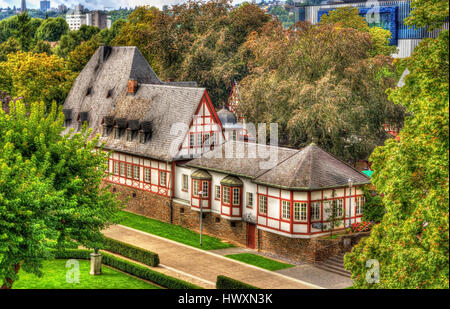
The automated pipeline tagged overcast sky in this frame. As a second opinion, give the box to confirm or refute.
[0,0,250,10]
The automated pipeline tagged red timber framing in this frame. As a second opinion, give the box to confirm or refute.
[256,184,366,236]
[105,152,173,197]
[190,178,211,211]
[179,91,225,156]
[220,185,242,218]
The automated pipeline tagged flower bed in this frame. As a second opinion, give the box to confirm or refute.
[350,221,373,233]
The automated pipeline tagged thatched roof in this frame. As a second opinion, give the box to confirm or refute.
[186,141,370,190]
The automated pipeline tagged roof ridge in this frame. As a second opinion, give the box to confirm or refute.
[310,144,371,180]
[255,147,301,180]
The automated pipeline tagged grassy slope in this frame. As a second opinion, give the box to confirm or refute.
[13,259,159,289]
[225,253,295,271]
[117,210,233,250]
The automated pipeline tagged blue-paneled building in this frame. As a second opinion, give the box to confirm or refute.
[294,0,449,57]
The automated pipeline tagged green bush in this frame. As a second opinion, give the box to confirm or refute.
[51,249,201,289]
[216,275,259,289]
[102,237,159,267]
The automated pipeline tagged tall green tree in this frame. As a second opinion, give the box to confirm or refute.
[35,17,69,42]
[344,4,449,288]
[0,100,122,289]
[238,20,403,162]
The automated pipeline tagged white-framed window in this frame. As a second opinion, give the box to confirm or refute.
[144,168,151,183]
[356,196,365,215]
[196,133,202,146]
[159,171,167,187]
[189,134,194,148]
[232,188,240,205]
[182,174,189,191]
[215,185,221,200]
[222,187,230,204]
[204,133,210,147]
[119,162,126,177]
[211,132,216,145]
[294,202,307,222]
[133,165,140,180]
[246,192,253,208]
[126,164,132,178]
[193,179,199,196]
[282,200,290,220]
[202,181,209,198]
[311,201,321,221]
[258,195,267,215]
[334,199,344,217]
[113,161,119,175]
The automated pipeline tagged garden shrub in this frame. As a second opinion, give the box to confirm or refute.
[216,275,259,289]
[51,249,201,289]
[102,237,159,267]
[362,187,386,223]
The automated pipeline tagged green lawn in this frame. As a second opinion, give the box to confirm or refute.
[225,253,295,271]
[13,259,160,289]
[117,210,233,250]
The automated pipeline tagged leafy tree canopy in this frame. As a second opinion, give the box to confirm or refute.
[344,0,449,286]
[35,17,69,42]
[0,100,122,289]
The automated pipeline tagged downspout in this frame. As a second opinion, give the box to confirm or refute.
[169,161,175,224]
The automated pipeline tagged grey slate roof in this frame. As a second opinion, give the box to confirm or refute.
[186,141,370,190]
[100,84,205,161]
[63,46,206,162]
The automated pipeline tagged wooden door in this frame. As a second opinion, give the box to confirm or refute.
[247,223,256,249]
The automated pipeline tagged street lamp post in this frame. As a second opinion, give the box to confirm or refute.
[348,178,353,228]
[199,190,204,247]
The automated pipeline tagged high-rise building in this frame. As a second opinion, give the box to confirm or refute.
[40,0,50,12]
[20,0,26,12]
[66,8,111,31]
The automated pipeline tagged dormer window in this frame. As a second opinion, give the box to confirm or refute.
[107,89,113,98]
[126,120,139,142]
[86,87,92,96]
[77,112,89,132]
[114,118,127,139]
[139,121,152,144]
[63,109,72,127]
[102,116,114,137]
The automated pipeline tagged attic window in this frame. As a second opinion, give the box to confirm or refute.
[114,118,127,139]
[86,87,92,96]
[106,89,113,98]
[77,112,89,131]
[126,120,139,142]
[102,116,114,137]
[63,109,72,127]
[139,121,152,144]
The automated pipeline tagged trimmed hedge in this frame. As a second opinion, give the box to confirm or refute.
[52,249,202,289]
[216,275,259,289]
[102,237,159,267]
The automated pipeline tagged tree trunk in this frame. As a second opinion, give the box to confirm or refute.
[0,263,21,289]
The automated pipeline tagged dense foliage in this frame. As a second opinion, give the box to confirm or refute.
[237,16,404,161]
[344,0,449,287]
[0,101,122,288]
[216,275,259,289]
[102,237,160,267]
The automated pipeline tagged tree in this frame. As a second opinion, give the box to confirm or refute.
[0,100,122,289]
[238,21,403,162]
[0,51,76,107]
[55,25,100,59]
[405,0,449,30]
[344,21,449,290]
[35,17,69,42]
[361,187,385,223]
[16,12,33,51]
[67,38,100,72]
[0,37,20,62]
[320,6,397,56]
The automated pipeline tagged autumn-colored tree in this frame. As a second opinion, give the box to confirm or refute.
[238,20,403,162]
[320,6,397,56]
[0,37,20,62]
[0,51,76,107]
[55,25,100,59]
[112,1,270,106]
[0,100,122,289]
[344,2,449,287]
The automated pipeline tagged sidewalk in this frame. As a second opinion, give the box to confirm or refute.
[103,225,321,289]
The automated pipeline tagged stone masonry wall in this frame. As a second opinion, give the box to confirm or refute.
[104,182,367,263]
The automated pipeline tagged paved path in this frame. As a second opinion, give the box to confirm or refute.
[103,225,321,289]
[210,247,352,289]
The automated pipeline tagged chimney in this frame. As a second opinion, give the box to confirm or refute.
[128,79,138,95]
